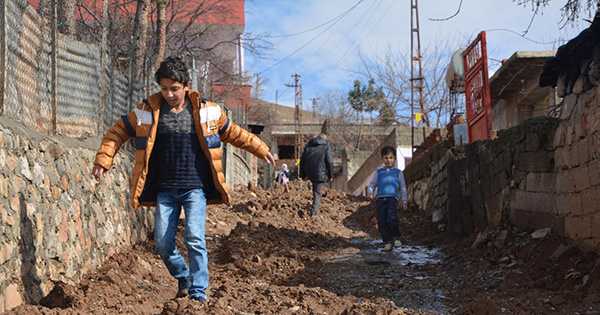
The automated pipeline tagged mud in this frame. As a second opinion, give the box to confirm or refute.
[5,180,600,314]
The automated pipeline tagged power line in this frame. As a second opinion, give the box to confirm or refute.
[258,0,365,75]
[294,0,380,74]
[303,0,396,87]
[484,28,559,45]
[267,0,364,38]
[428,0,463,21]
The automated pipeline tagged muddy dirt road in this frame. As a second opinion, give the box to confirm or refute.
[6,181,600,314]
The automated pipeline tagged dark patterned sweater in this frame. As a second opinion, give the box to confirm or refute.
[151,99,212,190]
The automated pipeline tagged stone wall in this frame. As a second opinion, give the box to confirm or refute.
[552,87,600,251]
[406,93,600,252]
[0,117,153,312]
[465,117,559,233]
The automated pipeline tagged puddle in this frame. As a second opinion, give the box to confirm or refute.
[331,239,444,267]
[326,238,450,314]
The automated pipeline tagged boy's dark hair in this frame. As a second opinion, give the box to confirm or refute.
[381,146,396,157]
[155,56,189,85]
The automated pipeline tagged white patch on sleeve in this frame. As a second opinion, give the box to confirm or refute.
[200,106,222,124]
[134,108,153,126]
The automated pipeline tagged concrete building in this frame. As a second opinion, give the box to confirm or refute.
[489,50,558,130]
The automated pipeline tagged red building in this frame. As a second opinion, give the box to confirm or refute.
[27,0,251,121]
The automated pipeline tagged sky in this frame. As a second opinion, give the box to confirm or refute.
[244,0,592,108]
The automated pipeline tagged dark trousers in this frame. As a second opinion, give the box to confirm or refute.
[375,198,400,243]
[311,181,325,216]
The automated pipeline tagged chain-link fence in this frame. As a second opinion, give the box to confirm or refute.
[0,0,149,137]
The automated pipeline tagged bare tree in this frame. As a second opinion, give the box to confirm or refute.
[153,0,168,70]
[131,0,151,81]
[58,0,77,36]
[350,39,454,129]
[516,0,599,25]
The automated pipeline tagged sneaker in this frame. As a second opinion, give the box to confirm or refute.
[190,295,207,303]
[176,278,191,298]
[382,243,393,252]
[393,239,402,248]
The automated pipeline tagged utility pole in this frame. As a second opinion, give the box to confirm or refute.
[410,0,425,155]
[285,74,302,172]
[310,98,318,118]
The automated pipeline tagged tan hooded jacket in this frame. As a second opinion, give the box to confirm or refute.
[93,90,269,208]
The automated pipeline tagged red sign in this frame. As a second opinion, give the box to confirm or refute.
[463,31,492,142]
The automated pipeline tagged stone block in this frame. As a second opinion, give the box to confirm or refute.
[485,192,503,228]
[553,126,566,148]
[568,193,583,216]
[576,138,591,165]
[573,164,591,192]
[567,145,580,168]
[539,172,556,192]
[555,216,566,236]
[511,190,555,214]
[581,186,600,215]
[491,150,510,176]
[555,194,569,215]
[557,73,568,97]
[554,147,567,170]
[509,208,555,231]
[592,214,600,238]
[526,173,541,192]
[515,152,553,173]
[4,283,22,311]
[573,75,585,95]
[489,173,507,197]
[576,238,600,252]
[565,215,592,239]
[556,170,575,194]
[589,159,600,187]
[561,93,578,120]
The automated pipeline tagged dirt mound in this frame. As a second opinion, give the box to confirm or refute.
[4,180,600,314]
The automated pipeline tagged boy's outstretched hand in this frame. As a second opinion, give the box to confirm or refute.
[264,152,276,167]
[92,165,107,182]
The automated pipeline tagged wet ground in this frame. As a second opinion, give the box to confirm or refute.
[5,180,600,314]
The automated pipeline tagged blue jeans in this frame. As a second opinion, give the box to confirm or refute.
[155,188,208,299]
[375,197,400,243]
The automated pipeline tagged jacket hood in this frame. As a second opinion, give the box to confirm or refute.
[308,136,327,147]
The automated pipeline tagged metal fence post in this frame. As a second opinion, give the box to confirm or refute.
[98,0,109,135]
[0,0,7,116]
[50,0,58,134]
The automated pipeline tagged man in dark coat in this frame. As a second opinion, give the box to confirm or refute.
[300,133,334,217]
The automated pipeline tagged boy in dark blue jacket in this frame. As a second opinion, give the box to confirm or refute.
[367,146,408,252]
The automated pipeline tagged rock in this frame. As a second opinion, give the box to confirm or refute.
[137,257,152,272]
[550,244,577,261]
[573,75,585,94]
[252,255,262,264]
[471,231,489,249]
[494,230,508,249]
[47,143,65,160]
[289,306,301,313]
[531,228,551,239]
[589,58,600,85]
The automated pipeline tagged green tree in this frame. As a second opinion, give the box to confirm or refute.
[348,79,387,148]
